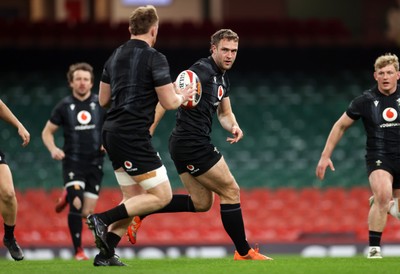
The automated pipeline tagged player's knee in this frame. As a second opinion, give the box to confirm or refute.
[67,187,84,214]
[81,208,93,218]
[0,189,16,204]
[220,182,240,203]
[158,191,173,208]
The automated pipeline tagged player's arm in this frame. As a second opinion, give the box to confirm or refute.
[0,99,30,147]
[150,102,166,136]
[42,121,65,161]
[316,112,355,180]
[217,97,243,144]
[155,82,195,110]
[99,81,111,108]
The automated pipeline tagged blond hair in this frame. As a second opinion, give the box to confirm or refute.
[374,53,399,71]
[129,5,159,35]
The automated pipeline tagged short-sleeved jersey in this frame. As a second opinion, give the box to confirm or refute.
[49,93,105,165]
[101,39,172,134]
[346,85,400,160]
[171,56,230,142]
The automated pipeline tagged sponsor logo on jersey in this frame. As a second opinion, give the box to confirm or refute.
[380,107,400,128]
[124,161,138,172]
[77,110,91,124]
[217,86,224,100]
[186,164,199,174]
[75,110,96,130]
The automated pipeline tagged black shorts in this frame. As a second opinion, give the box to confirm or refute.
[366,156,400,189]
[62,161,103,196]
[102,130,162,176]
[168,135,222,177]
[0,150,7,165]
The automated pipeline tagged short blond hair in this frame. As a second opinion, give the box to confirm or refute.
[374,53,399,71]
[129,5,159,35]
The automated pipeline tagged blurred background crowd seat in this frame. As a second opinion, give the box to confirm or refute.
[3,186,400,247]
[0,18,352,49]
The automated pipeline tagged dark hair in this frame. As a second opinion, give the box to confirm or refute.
[66,62,94,83]
[210,29,239,52]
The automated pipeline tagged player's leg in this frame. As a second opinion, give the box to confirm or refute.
[390,188,400,219]
[125,175,210,245]
[81,164,102,218]
[368,169,393,259]
[194,156,272,260]
[87,166,172,256]
[0,163,23,261]
[92,182,140,266]
[65,180,88,260]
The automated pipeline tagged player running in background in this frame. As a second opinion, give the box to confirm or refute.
[126,29,272,260]
[0,99,30,261]
[85,5,196,266]
[42,62,106,261]
[316,53,400,259]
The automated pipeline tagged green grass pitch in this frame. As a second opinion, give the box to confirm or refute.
[0,256,397,274]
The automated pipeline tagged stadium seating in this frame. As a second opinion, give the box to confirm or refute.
[0,68,374,190]
[0,18,351,49]
[1,186,399,247]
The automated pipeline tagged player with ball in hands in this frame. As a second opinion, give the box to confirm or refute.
[316,53,400,259]
[85,5,197,266]
[125,28,272,260]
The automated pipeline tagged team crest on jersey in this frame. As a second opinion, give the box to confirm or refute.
[77,110,91,125]
[217,86,224,100]
[382,107,398,122]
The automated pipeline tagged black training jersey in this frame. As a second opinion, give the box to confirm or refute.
[101,39,172,134]
[171,56,230,142]
[346,85,400,160]
[50,93,105,165]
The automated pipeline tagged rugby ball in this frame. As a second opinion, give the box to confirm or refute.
[175,70,202,109]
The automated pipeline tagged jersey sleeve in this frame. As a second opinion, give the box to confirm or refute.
[151,51,172,87]
[101,56,112,84]
[49,100,64,126]
[346,95,363,120]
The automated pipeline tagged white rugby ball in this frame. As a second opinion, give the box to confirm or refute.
[175,69,202,109]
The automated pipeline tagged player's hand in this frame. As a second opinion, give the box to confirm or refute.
[51,147,65,161]
[226,125,243,144]
[100,145,107,153]
[18,125,30,147]
[179,83,196,104]
[315,157,335,180]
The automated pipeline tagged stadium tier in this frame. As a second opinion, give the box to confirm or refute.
[0,69,373,189]
[1,186,399,247]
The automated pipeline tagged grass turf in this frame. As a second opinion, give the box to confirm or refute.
[0,256,397,274]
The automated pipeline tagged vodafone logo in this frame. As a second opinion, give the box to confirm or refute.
[217,86,224,100]
[186,165,195,171]
[77,110,91,125]
[124,161,133,169]
[382,108,398,122]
